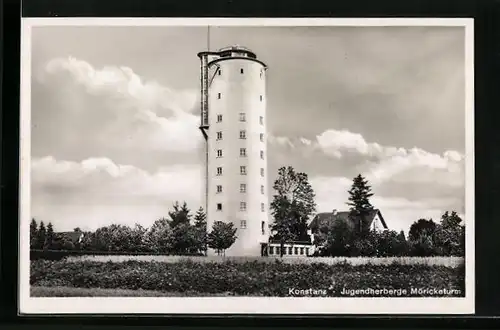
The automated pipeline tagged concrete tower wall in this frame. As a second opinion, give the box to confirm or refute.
[206,57,269,256]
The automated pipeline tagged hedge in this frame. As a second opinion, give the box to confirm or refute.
[30,250,203,261]
[31,259,465,297]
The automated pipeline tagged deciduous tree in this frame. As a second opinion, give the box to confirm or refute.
[408,218,437,241]
[207,221,237,256]
[144,218,173,253]
[270,166,316,257]
[433,211,465,256]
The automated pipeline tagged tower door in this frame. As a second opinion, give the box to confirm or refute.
[260,243,269,257]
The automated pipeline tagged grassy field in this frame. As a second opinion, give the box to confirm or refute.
[65,255,464,268]
[31,257,465,297]
[31,286,235,297]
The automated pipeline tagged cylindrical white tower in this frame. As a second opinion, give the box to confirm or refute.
[198,46,269,256]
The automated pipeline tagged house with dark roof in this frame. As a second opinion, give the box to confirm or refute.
[308,209,388,243]
[56,231,85,244]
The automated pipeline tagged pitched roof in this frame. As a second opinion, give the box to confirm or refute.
[56,231,84,243]
[309,209,387,232]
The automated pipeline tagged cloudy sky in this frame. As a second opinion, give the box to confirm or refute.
[29,24,466,233]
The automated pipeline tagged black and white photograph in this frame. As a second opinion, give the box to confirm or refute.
[19,18,474,314]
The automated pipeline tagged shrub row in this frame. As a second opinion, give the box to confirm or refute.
[30,249,202,261]
[31,259,465,297]
[66,254,464,268]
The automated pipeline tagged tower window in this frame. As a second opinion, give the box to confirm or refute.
[218,69,221,76]
[240,202,247,211]
[260,168,264,177]
[261,221,265,234]
[216,131,222,140]
[240,166,247,175]
[216,185,222,193]
[259,116,264,125]
[240,148,246,157]
[241,220,247,229]
[217,149,223,158]
[240,184,246,193]
[217,114,223,123]
[240,68,244,74]
[260,95,263,101]
[217,203,222,211]
[261,203,265,212]
[260,133,264,142]
[260,150,264,159]
[218,93,221,99]
[239,113,246,122]
[216,167,222,176]
[261,185,265,194]
[239,130,246,139]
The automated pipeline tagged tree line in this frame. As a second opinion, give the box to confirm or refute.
[268,167,465,257]
[30,166,465,258]
[30,202,238,256]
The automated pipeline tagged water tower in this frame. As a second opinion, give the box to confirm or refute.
[197,45,269,256]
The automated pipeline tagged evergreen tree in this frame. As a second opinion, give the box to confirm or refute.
[169,201,192,228]
[44,222,55,250]
[347,174,374,234]
[194,207,207,229]
[193,207,208,255]
[36,221,47,250]
[30,219,38,249]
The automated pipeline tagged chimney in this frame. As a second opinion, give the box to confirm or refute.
[332,209,337,215]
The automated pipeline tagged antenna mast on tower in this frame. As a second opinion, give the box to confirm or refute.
[207,25,210,51]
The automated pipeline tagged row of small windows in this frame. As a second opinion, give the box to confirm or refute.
[240,220,266,234]
[216,184,265,194]
[215,166,264,177]
[216,148,264,159]
[269,246,310,256]
[215,114,264,125]
[216,68,264,79]
[216,131,264,142]
[218,68,245,75]
[215,202,266,212]
[217,93,263,102]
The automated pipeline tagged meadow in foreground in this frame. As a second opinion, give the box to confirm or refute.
[31,257,465,297]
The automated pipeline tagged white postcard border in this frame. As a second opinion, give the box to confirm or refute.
[19,17,475,315]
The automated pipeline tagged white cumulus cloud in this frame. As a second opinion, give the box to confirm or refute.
[34,57,201,162]
[31,156,203,231]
